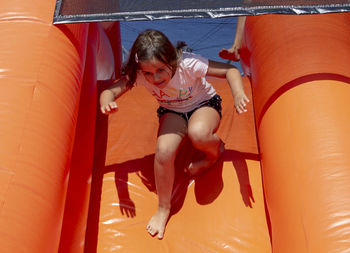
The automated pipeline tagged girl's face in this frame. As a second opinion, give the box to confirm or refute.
[139,57,173,88]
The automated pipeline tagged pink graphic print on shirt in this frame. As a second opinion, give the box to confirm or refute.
[152,87,193,104]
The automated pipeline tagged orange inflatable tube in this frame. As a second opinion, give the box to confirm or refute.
[0,1,89,252]
[244,14,350,253]
[1,0,350,252]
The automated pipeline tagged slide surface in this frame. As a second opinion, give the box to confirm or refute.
[84,77,271,253]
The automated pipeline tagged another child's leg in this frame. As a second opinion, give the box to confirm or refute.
[186,106,224,176]
[146,113,187,239]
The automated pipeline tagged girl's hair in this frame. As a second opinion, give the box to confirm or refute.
[122,29,185,89]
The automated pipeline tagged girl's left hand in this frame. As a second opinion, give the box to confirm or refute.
[234,94,250,114]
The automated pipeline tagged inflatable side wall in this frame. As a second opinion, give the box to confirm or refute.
[0,1,122,252]
[58,22,121,253]
[244,14,350,253]
[0,1,89,252]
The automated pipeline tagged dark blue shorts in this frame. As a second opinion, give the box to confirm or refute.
[157,94,222,122]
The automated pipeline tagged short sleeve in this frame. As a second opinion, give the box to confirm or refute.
[182,52,209,78]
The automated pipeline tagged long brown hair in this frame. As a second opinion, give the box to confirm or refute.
[122,29,184,89]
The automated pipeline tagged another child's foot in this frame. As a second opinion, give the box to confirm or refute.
[146,207,170,239]
[184,141,225,177]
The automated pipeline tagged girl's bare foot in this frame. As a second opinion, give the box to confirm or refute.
[185,141,225,176]
[146,206,170,239]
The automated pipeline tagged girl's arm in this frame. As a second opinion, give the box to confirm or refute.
[100,77,130,114]
[207,60,249,114]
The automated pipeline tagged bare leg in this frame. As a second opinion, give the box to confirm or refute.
[185,106,224,176]
[146,113,187,239]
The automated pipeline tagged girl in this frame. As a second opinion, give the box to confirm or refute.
[100,29,249,239]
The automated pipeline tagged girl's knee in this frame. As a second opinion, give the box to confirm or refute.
[155,142,177,165]
[188,123,212,145]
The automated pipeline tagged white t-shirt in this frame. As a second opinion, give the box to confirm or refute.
[135,52,216,113]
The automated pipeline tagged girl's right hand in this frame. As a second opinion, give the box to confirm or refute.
[101,101,118,114]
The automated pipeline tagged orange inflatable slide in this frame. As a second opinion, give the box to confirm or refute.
[1,1,350,252]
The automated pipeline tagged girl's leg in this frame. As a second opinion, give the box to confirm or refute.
[186,106,224,176]
[146,113,187,239]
